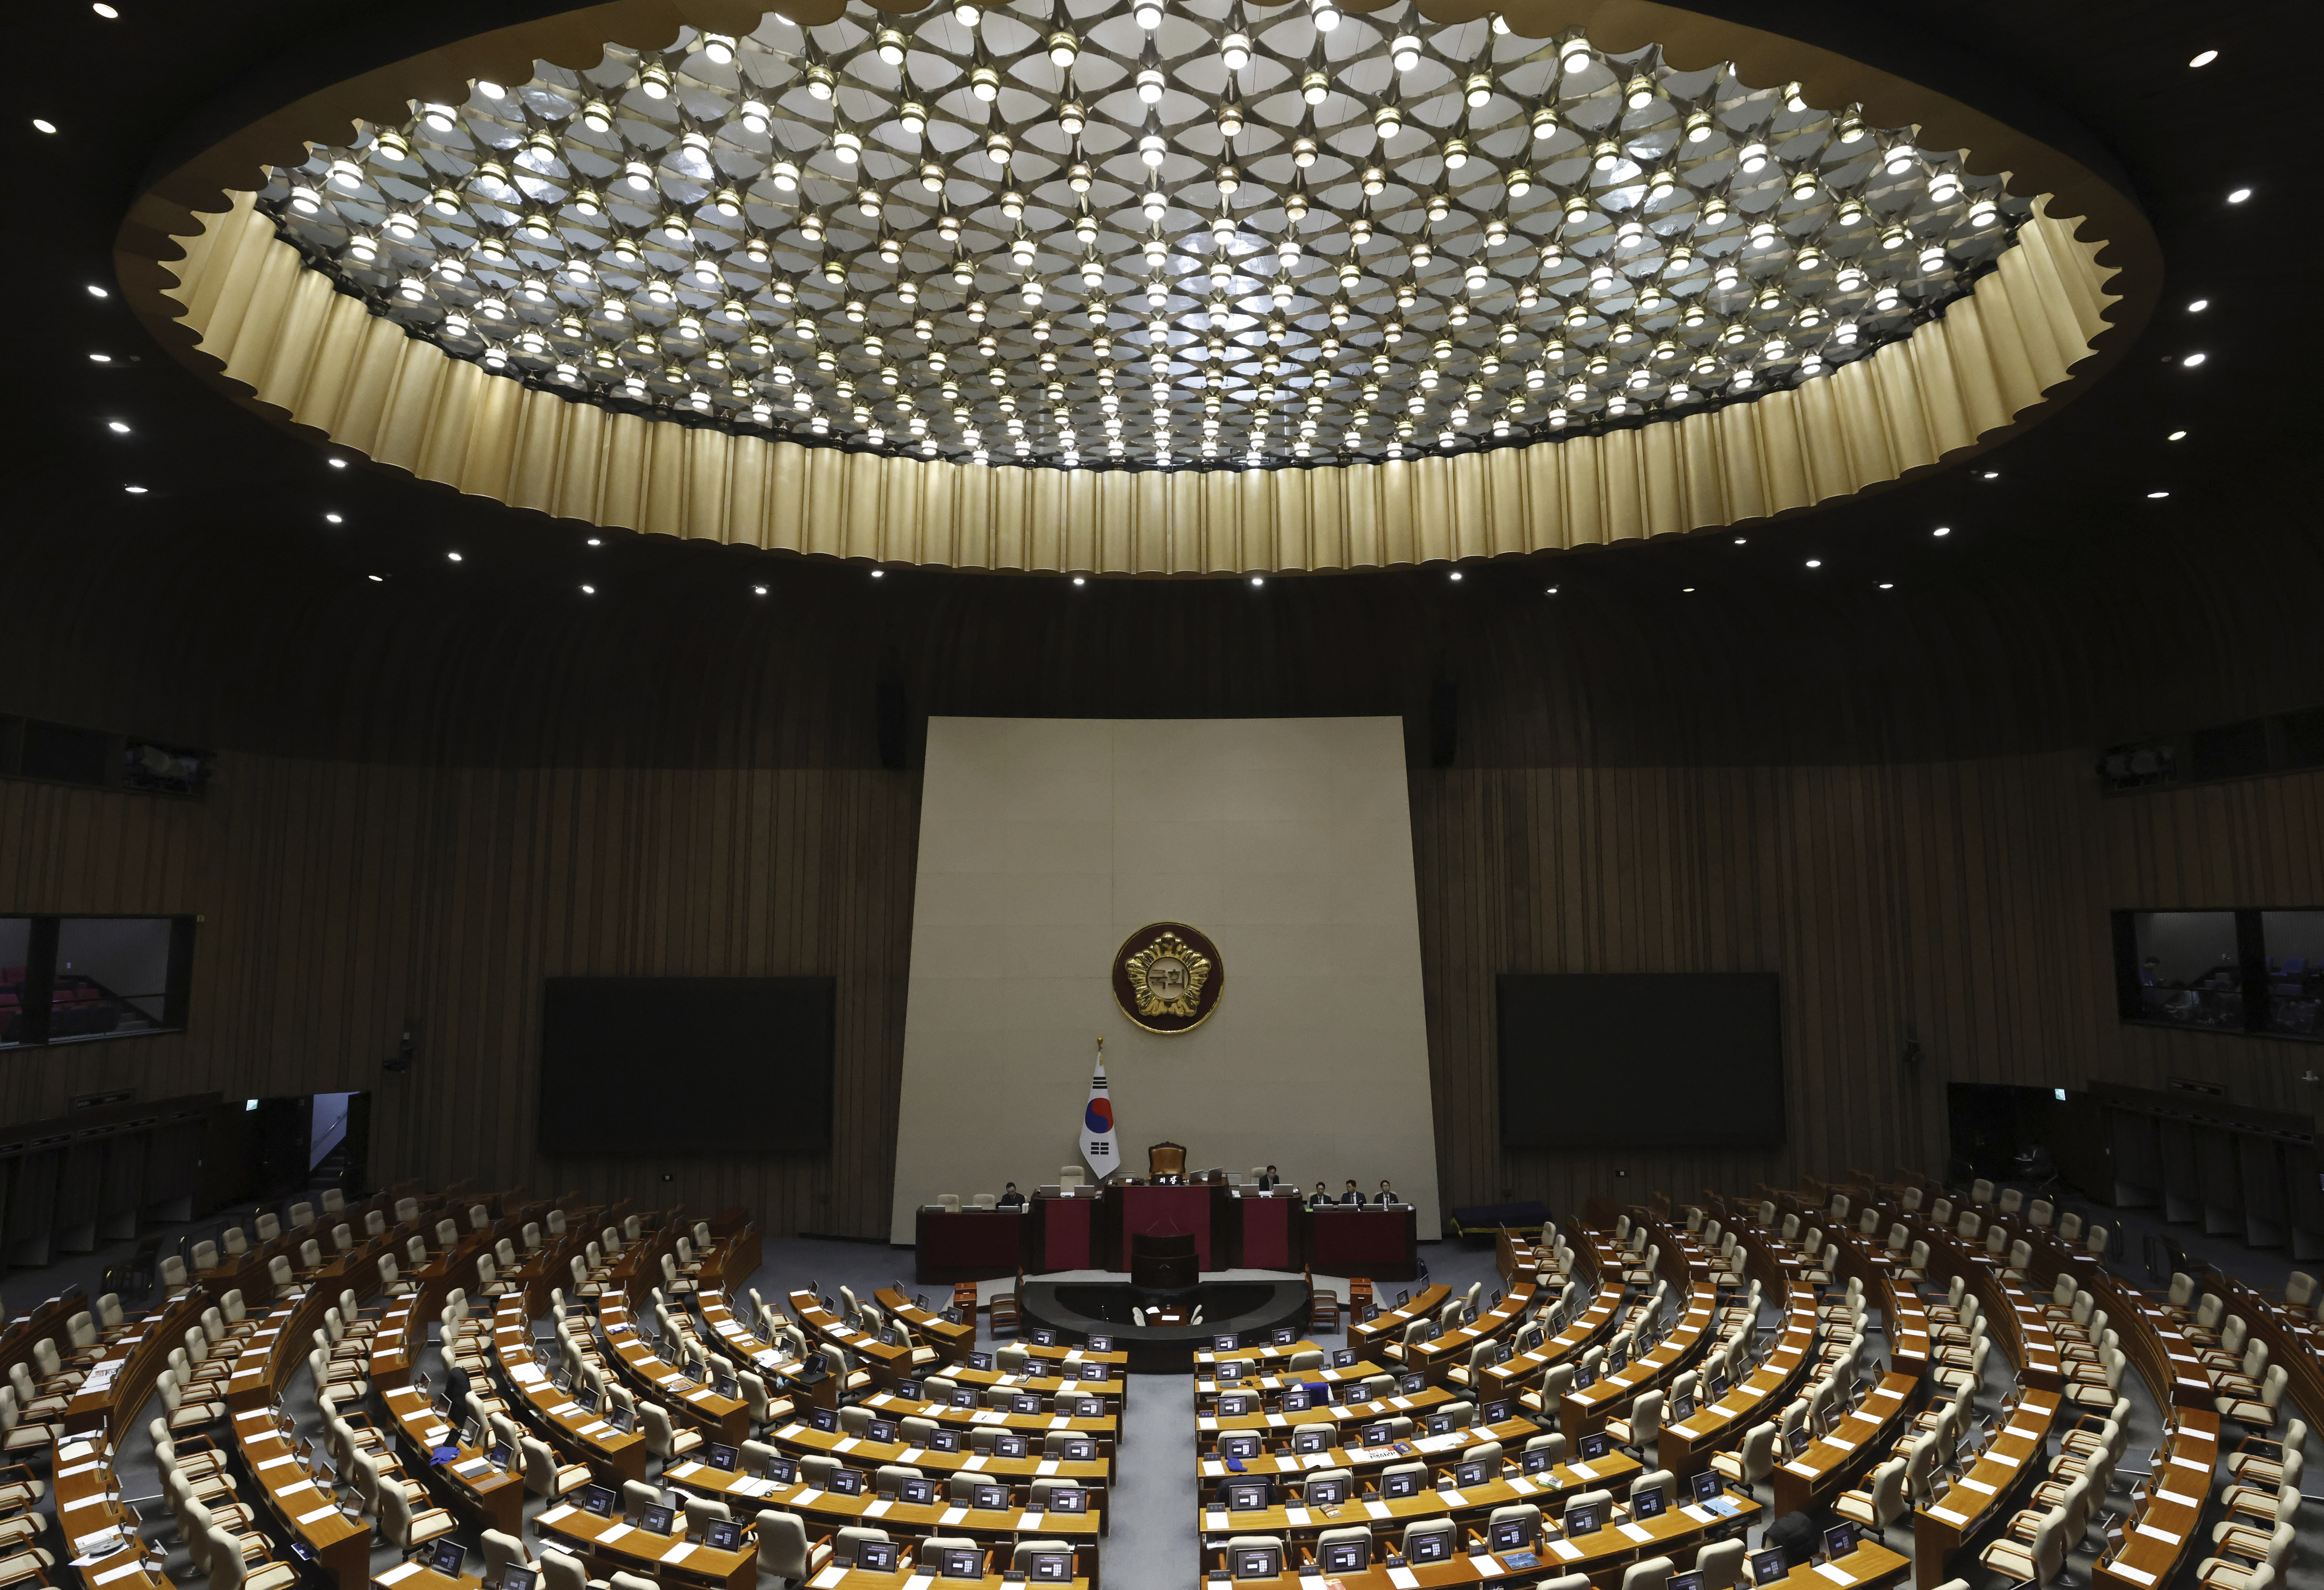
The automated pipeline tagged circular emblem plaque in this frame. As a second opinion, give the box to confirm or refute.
[1111,923,1226,1036]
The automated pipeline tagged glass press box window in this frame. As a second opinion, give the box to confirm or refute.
[0,915,195,1048]
[2261,911,2324,1039]
[2127,911,2243,1030]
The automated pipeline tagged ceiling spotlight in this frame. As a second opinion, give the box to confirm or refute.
[1804,558,1822,568]
[2146,490,2170,499]
[86,284,108,298]
[2182,353,2206,367]
[122,484,147,494]
[106,420,129,434]
[1733,538,1747,545]
[1932,526,1951,537]
[1449,571,1463,582]
[92,3,120,15]
[2187,299,2209,312]
[2168,430,2187,440]
[580,584,596,594]
[870,569,886,579]
[1545,586,1559,595]
[587,538,601,546]
[367,574,384,582]
[754,585,768,595]
[1878,582,1894,590]
[328,457,347,468]
[2188,48,2217,66]
[1982,472,1999,479]
[1072,576,1086,586]
[447,551,463,561]
[88,352,111,362]
[31,119,57,134]
[1251,576,1265,586]
[2227,187,2251,203]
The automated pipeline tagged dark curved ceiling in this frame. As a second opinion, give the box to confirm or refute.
[1,0,2314,768]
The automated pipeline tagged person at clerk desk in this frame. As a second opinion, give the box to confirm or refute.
[1376,1179,1398,1206]
[997,1182,1025,1208]
[1255,1164,1282,1190]
[1340,1179,1365,1205]
[1308,1181,1334,1210]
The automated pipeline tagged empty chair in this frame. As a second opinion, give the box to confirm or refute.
[254,1213,281,1242]
[1620,1557,1675,1590]
[1710,1423,1775,1494]
[1998,1188,2023,1215]
[287,1201,315,1230]
[1980,1507,2066,1587]
[1835,1457,1909,1537]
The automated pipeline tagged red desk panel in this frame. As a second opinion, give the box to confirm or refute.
[1040,1195,1094,1270]
[1240,1194,1296,1270]
[913,1209,1026,1283]
[1120,1184,1216,1269]
[1308,1207,1419,1280]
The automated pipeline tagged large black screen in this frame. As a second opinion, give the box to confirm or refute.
[539,977,835,1154]
[1496,973,1784,1148]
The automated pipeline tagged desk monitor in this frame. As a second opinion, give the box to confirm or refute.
[1031,1329,1057,1346]
[1521,1447,1555,1475]
[1011,1393,1043,1415]
[896,1379,922,1400]
[1633,1487,1667,1519]
[1086,1335,1113,1353]
[1519,1326,1545,1353]
[1707,1368,1730,1400]
[1492,1289,1504,1307]
[1691,1470,1724,1504]
[706,1520,743,1553]
[828,1469,866,1496]
[1489,1516,1533,1552]
[950,1387,981,1408]
[1047,1486,1090,1514]
[1410,1531,1454,1565]
[1667,1573,1705,1590]
[1027,1552,1073,1583]
[640,1504,676,1535]
[968,1482,1010,1512]
[868,1418,899,1443]
[1426,1412,1456,1436]
[1292,1426,1331,1455]
[429,1540,467,1577]
[705,1443,739,1473]
[578,1484,617,1519]
[1218,1393,1255,1417]
[460,1416,483,1447]
[767,1456,800,1484]
[1358,1422,1394,1447]
[1307,1475,1348,1506]
[1577,1432,1613,1462]
[1227,1478,1272,1511]
[1322,1538,1368,1573]
[1220,1434,1261,1461]
[1751,1550,1790,1586]
[552,1370,573,1392]
[1215,1333,1241,1352]
[994,1433,1030,1459]
[1067,1396,1103,1418]
[857,1541,900,1574]
[1668,1389,1695,1421]
[1787,1426,1813,1456]
[500,1570,538,1590]
[1272,1327,1297,1346]
[1822,1524,1857,1561]
[1233,1545,1282,1580]
[1572,1362,1598,1390]
[1605,1343,1629,1374]
[1059,1437,1097,1462]
[968,1352,994,1370]
[929,1429,964,1453]
[900,1477,936,1506]
[1481,1398,1512,1425]
[604,1406,636,1435]
[1382,1469,1423,1500]
[488,1441,515,1470]
[1452,1458,1492,1487]
[1081,1362,1108,1382]
[939,1549,986,1579]
[1397,1290,1410,1305]
[809,1407,840,1433]
[1400,1370,1427,1395]
[1280,1387,1311,1412]
[1562,1500,1603,1536]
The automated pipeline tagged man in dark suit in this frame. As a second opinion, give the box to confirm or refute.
[1255,1164,1281,1190]
[1376,1180,1397,1206]
[1340,1180,1364,1204]
[997,1182,1025,1208]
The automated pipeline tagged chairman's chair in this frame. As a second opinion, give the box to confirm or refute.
[1149,1142,1188,1181]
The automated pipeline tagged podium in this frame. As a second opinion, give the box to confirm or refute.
[1129,1230,1198,1290]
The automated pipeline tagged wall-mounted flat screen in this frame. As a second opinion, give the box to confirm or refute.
[1496,973,1783,1148]
[539,977,835,1153]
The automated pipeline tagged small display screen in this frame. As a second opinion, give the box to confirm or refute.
[940,1550,985,1579]
[1028,1552,1072,1583]
[1322,1540,1366,1572]
[430,1541,466,1576]
[1080,1362,1107,1382]
[869,1419,899,1443]
[1823,1525,1856,1560]
[1293,1427,1330,1454]
[1521,1448,1554,1474]
[994,1433,1029,1459]
[1752,1549,1791,1586]
[858,1541,899,1573]
[1086,1335,1112,1353]
[974,1483,1011,1512]
[1578,1432,1612,1461]
[1490,1518,1531,1551]
[1383,1469,1421,1500]
[1031,1329,1057,1346]
[901,1477,936,1505]
[1011,1393,1042,1415]
[929,1430,964,1453]
[579,1485,616,1518]
[809,1408,840,1433]
[1215,1334,1240,1352]
[1046,1487,1089,1514]
[1563,1503,1602,1536]
[1633,1487,1666,1519]
[828,1469,866,1497]
[640,1505,674,1535]
[1691,1471,1722,1503]
[1233,1548,1280,1580]
[706,1443,739,1472]
[1452,1459,1490,1487]
[1410,1532,1452,1564]
[706,1521,743,1553]
[1306,1476,1346,1506]
[1272,1328,1296,1346]
[1331,1348,1357,1368]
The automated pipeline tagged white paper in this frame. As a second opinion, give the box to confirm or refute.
[600,1523,633,1543]
[94,1566,150,1586]
[811,1570,848,1589]
[296,1505,340,1524]
[1618,1523,1654,1544]
[1386,1570,1421,1589]
[1548,1540,1583,1562]
[378,1564,425,1585]
[663,1543,699,1564]
[540,1506,575,1525]
[1813,1564,1854,1584]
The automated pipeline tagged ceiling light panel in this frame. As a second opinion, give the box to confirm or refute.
[257,3,2027,472]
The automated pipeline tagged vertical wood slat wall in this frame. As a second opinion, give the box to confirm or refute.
[6,744,2323,1239]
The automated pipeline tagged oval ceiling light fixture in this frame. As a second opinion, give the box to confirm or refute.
[125,0,2155,576]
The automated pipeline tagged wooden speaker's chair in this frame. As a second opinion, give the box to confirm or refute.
[1149,1142,1187,1180]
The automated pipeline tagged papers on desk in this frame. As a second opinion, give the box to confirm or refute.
[1928,1507,1968,1526]
[58,1460,105,1480]
[811,1570,849,1589]
[455,1459,493,1478]
[2111,1567,2156,1585]
[940,1507,968,1525]
[1956,1478,1996,1496]
[1987,1452,2020,1469]
[904,1576,935,1590]
[834,1437,862,1452]
[663,1543,700,1564]
[1546,1540,1584,1562]
[1508,1477,1538,1496]
[599,1523,634,1543]
[94,1565,151,1586]
[1567,1462,1596,1480]
[1037,1460,1060,1476]
[1364,1501,1393,1520]
[377,1565,426,1586]
[863,1500,893,1518]
[540,1507,576,1526]
[64,1494,117,1513]
[731,1477,777,1499]
[2135,1526,2181,1545]
[2170,1456,2211,1471]
[1618,1523,1655,1544]
[1198,1417,1218,1431]
[1385,1570,1421,1589]
[776,1424,806,1439]
[1813,1565,1855,1584]
[297,1505,342,1525]
[961,1455,987,1471]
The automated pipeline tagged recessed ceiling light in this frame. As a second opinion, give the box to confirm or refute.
[1682,586,1695,593]
[1072,576,1086,586]
[87,352,110,362]
[31,119,56,134]
[1981,471,1999,479]
[580,584,596,594]
[446,551,463,561]
[753,585,768,595]
[106,420,129,434]
[367,574,384,582]
[585,537,601,546]
[2188,48,2218,67]
[1732,537,1747,545]
[1545,587,1559,595]
[1804,559,1822,568]
[327,457,346,468]
[85,284,107,298]
[122,484,147,494]
[1932,526,1951,537]
[92,2,119,15]
[1251,577,1265,587]
[870,569,885,579]
[2187,299,2209,312]
[2167,430,2187,441]
[1878,582,1895,590]
[2182,353,2207,367]
[324,513,343,524]
[2147,491,2170,499]
[1448,571,1463,582]
[2228,187,2251,203]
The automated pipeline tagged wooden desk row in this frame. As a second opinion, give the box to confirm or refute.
[1201,1543,1906,1590]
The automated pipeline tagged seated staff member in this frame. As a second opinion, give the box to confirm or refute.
[1256,1165,1283,1190]
[998,1183,1025,1208]
[1308,1182,1334,1210]
[1376,1180,1397,1206]
[1340,1180,1364,1204]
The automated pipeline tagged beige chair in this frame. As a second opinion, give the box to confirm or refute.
[1148,1142,1188,1179]
[1980,1506,2065,1586]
